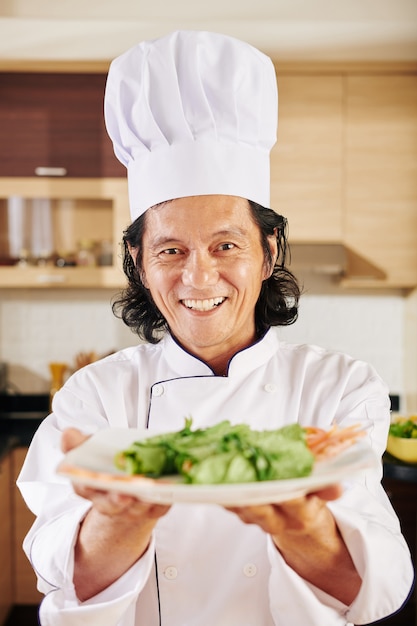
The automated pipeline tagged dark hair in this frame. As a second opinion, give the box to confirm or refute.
[112,200,300,343]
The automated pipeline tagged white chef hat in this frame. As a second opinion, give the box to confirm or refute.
[104,30,278,221]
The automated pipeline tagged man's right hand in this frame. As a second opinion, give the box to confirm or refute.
[61,427,170,600]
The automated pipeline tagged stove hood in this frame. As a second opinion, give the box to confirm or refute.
[287,243,386,281]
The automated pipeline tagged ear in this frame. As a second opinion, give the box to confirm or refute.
[263,231,278,279]
[127,242,137,262]
[127,243,149,288]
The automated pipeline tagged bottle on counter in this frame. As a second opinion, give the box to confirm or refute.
[49,362,68,410]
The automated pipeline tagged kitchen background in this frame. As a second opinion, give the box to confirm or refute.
[0,2,417,626]
[0,282,413,409]
[0,7,415,415]
[0,2,415,414]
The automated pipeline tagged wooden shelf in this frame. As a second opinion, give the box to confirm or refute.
[0,177,129,289]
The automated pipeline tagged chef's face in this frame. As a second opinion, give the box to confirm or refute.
[138,195,276,373]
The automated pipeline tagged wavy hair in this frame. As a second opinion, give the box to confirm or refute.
[112,200,301,343]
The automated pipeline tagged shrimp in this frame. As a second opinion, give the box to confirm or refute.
[305,424,365,462]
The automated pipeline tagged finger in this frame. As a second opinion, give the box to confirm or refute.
[74,486,139,515]
[71,484,104,504]
[73,484,137,509]
[311,484,343,501]
[225,504,280,529]
[74,484,170,518]
[105,492,170,518]
[61,428,90,453]
[272,483,343,514]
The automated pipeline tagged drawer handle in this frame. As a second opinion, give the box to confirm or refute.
[36,274,67,284]
[35,167,67,177]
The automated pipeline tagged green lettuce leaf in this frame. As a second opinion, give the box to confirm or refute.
[115,419,315,484]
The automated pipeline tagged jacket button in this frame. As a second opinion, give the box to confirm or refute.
[263,383,277,393]
[243,563,257,577]
[164,566,178,580]
[152,384,164,397]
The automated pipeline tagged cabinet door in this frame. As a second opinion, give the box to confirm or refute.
[345,75,417,288]
[0,73,125,178]
[270,75,344,242]
[0,452,13,623]
[11,447,43,605]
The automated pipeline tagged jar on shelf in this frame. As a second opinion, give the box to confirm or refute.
[76,239,96,266]
[54,250,77,267]
[97,239,113,266]
[16,248,31,267]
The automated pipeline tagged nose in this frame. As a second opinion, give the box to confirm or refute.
[181,251,219,288]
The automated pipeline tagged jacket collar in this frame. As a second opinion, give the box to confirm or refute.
[161,328,279,378]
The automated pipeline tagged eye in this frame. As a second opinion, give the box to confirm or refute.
[161,247,182,255]
[218,243,235,251]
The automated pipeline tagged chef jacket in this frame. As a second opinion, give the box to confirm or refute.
[18,329,414,626]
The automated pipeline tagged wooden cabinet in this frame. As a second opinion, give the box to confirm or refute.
[0,73,125,178]
[271,75,344,243]
[0,452,13,623]
[0,177,130,288]
[344,75,417,289]
[0,73,132,289]
[270,69,417,289]
[0,69,416,290]
[11,447,43,605]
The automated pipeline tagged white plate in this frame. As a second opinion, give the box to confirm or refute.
[57,428,379,506]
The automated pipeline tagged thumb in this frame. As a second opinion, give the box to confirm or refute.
[61,428,90,453]
[313,484,343,501]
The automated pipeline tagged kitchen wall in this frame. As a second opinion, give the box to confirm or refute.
[404,288,417,411]
[0,286,408,411]
[278,291,404,401]
[0,289,134,394]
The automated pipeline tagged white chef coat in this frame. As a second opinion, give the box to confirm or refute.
[18,329,413,626]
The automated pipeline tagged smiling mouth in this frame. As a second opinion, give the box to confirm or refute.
[181,297,226,311]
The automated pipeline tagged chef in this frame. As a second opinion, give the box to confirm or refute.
[18,31,413,626]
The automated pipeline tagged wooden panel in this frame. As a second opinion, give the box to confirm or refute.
[0,73,125,178]
[0,453,13,623]
[345,75,417,288]
[11,447,43,605]
[270,75,344,242]
[0,265,124,289]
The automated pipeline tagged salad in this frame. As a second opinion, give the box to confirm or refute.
[389,418,417,439]
[114,419,364,485]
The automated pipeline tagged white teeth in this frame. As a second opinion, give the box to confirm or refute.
[182,297,225,311]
